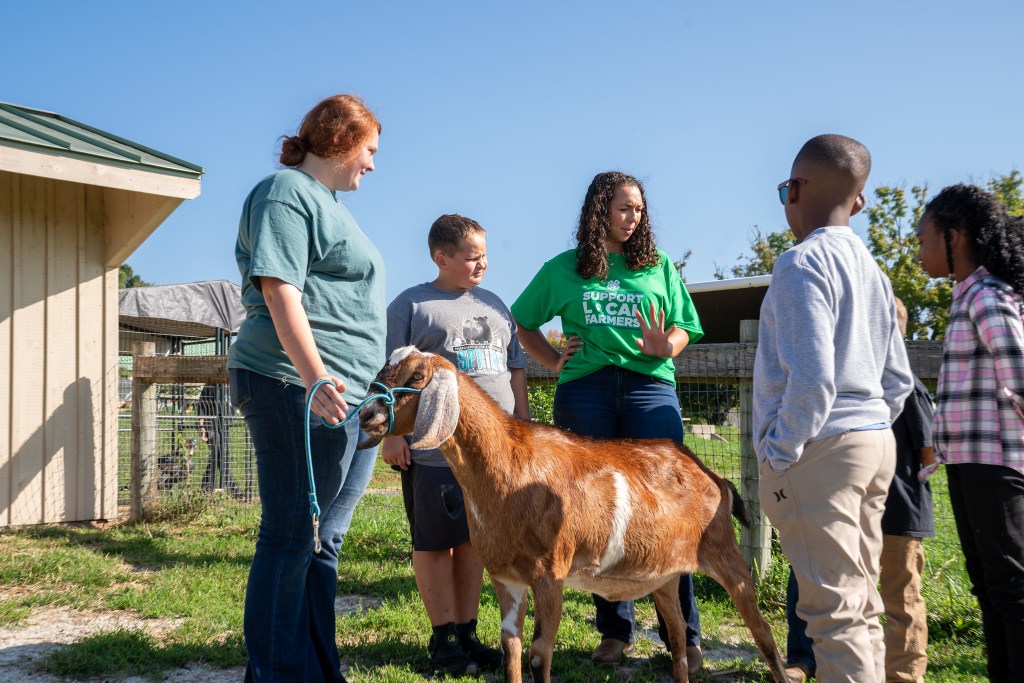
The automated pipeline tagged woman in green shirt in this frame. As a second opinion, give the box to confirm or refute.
[511,171,704,674]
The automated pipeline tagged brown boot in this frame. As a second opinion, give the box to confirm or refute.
[591,638,634,664]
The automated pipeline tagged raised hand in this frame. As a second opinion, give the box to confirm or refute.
[634,302,677,358]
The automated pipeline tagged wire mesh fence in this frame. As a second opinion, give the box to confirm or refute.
[116,388,254,510]
[116,333,950,554]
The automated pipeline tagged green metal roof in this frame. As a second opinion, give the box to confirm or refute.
[0,102,204,180]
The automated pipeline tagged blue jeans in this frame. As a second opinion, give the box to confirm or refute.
[231,369,378,683]
[553,366,701,647]
[786,566,816,674]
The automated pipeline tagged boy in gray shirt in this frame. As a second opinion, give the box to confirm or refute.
[382,214,530,676]
[755,135,912,683]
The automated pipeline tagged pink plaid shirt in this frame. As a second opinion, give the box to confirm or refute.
[934,266,1024,474]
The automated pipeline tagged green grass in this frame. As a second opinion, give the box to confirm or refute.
[0,457,986,681]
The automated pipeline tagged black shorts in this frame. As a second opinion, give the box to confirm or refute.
[400,463,471,551]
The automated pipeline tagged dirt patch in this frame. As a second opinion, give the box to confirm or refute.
[0,606,248,682]
[0,596,386,682]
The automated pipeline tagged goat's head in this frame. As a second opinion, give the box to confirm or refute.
[358,346,460,450]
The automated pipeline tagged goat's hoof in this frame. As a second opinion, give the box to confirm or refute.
[784,663,813,683]
[686,645,703,676]
[591,639,633,664]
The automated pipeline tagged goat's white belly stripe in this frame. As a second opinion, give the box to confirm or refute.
[501,583,528,635]
[465,498,483,535]
[599,473,632,572]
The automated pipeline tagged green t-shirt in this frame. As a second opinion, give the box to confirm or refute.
[227,168,386,403]
[511,248,702,384]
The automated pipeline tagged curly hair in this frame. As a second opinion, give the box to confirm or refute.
[574,172,661,281]
[279,94,381,167]
[924,184,1024,296]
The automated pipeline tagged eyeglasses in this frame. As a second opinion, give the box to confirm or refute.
[777,178,807,205]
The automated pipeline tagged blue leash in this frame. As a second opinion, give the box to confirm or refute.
[304,379,422,554]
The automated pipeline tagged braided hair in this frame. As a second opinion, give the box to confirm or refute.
[924,184,1024,296]
[574,171,660,281]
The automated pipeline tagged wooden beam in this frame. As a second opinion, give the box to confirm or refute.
[738,321,772,581]
[130,343,157,522]
[0,148,200,199]
[103,187,184,267]
[133,355,229,385]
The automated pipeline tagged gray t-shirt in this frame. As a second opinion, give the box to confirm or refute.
[227,168,387,404]
[386,282,525,466]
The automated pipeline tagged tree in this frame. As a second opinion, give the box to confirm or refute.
[866,185,950,340]
[866,172,1022,340]
[989,169,1023,215]
[714,227,793,280]
[119,263,150,289]
[545,328,567,347]
[673,248,693,283]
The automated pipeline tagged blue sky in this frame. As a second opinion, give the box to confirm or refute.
[4,1,1022,314]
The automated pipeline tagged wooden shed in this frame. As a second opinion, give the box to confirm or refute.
[0,102,203,525]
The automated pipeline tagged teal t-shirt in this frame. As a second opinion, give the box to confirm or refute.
[227,168,386,403]
[511,248,702,384]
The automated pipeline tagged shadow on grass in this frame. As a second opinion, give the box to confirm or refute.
[15,523,255,573]
[41,628,246,679]
[337,574,420,602]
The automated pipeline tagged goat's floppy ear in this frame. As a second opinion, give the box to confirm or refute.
[410,368,460,450]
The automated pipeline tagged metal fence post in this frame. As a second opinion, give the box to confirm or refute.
[130,342,157,521]
[739,320,772,581]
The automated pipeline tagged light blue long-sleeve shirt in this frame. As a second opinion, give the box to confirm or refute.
[753,226,913,471]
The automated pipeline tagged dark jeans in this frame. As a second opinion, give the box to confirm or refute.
[231,369,378,683]
[553,365,701,647]
[785,566,816,673]
[948,463,1024,683]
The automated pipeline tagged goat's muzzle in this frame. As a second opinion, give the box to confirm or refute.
[357,402,390,449]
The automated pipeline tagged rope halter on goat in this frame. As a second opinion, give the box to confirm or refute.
[304,379,422,554]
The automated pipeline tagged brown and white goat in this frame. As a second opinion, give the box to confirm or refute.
[359,347,786,683]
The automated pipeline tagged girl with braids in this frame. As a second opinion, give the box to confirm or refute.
[228,94,382,682]
[915,184,1024,682]
[511,171,705,674]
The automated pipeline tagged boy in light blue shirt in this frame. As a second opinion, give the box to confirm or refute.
[755,134,912,683]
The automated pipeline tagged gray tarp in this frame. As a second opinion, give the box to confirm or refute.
[119,280,244,338]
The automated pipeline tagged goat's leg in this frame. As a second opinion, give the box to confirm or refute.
[493,577,529,683]
[526,575,564,683]
[703,544,787,683]
[651,579,690,683]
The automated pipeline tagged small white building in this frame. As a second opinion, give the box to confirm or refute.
[0,102,202,525]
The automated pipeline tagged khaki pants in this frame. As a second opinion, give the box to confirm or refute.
[760,430,896,683]
[880,535,928,682]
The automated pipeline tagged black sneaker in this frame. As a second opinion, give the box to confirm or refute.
[456,619,504,670]
[428,622,479,676]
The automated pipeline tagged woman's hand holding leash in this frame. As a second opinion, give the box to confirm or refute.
[305,376,348,424]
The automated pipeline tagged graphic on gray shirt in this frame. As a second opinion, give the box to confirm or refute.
[386,283,525,466]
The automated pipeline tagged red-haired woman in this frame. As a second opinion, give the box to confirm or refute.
[228,94,383,682]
